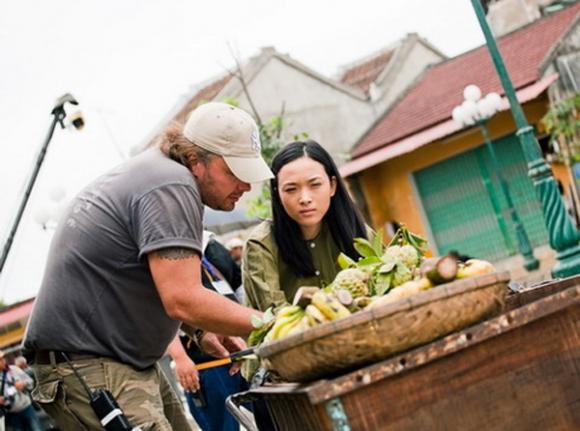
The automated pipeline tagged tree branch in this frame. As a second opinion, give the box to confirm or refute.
[227,42,263,127]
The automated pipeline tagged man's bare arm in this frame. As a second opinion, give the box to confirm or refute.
[149,247,261,337]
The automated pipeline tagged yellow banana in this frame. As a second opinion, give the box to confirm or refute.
[311,292,351,321]
[369,277,431,308]
[272,313,303,340]
[352,296,373,310]
[305,304,330,326]
[269,311,303,340]
[263,326,275,343]
[456,259,495,279]
[276,305,303,318]
[281,314,310,338]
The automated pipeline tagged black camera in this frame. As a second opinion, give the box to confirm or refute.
[68,111,85,130]
[57,352,141,430]
[90,388,141,431]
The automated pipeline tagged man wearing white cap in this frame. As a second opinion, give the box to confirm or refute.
[23,103,272,430]
[225,237,244,265]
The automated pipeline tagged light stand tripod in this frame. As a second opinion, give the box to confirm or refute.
[0,93,81,274]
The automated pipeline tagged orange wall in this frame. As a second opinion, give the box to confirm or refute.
[358,96,561,246]
[0,326,24,349]
[551,161,573,197]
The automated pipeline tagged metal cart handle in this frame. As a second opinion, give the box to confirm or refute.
[225,391,259,431]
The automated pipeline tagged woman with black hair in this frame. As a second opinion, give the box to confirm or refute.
[243,140,368,312]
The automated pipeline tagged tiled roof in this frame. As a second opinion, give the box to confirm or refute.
[352,3,580,159]
[340,49,395,95]
[0,298,34,327]
[173,74,234,124]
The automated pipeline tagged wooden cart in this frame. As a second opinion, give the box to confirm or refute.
[227,276,580,430]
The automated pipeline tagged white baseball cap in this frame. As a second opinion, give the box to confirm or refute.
[225,237,244,250]
[183,102,273,183]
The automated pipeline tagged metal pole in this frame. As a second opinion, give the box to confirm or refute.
[474,146,515,253]
[479,122,539,270]
[0,94,76,274]
[470,0,580,277]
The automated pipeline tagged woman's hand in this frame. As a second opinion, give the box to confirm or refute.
[166,335,200,392]
[173,355,200,392]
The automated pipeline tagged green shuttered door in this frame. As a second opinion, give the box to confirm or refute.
[414,133,548,261]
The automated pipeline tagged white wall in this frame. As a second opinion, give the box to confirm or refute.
[228,56,376,164]
[546,22,580,101]
[373,41,444,114]
[487,0,552,36]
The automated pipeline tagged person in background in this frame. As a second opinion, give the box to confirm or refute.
[0,352,42,431]
[13,356,57,431]
[12,358,34,386]
[168,231,250,431]
[225,238,244,266]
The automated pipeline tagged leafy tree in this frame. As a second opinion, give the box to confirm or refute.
[246,115,308,219]
[218,51,309,219]
[542,94,580,165]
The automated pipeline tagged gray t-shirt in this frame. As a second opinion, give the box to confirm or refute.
[23,148,203,369]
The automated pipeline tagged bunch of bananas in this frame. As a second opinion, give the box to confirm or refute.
[252,291,352,343]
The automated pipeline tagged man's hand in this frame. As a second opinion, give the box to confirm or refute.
[173,355,200,392]
[14,381,26,391]
[0,396,5,405]
[199,332,247,375]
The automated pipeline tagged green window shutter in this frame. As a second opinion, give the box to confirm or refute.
[482,133,549,248]
[414,133,548,261]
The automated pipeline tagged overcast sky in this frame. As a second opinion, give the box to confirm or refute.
[0,0,485,304]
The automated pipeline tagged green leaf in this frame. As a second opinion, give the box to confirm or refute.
[353,238,378,258]
[357,256,382,266]
[407,232,428,253]
[388,227,404,247]
[337,252,356,269]
[323,284,334,293]
[247,319,275,346]
[220,97,240,107]
[246,184,272,219]
[263,307,275,324]
[541,94,580,165]
[378,261,396,273]
[372,228,384,256]
[373,274,392,296]
[395,261,411,272]
[251,314,264,329]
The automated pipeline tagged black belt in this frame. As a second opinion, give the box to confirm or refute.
[32,350,98,365]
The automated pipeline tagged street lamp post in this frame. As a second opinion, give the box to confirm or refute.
[452,84,540,270]
[470,0,580,278]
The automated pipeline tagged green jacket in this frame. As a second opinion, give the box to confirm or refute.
[242,220,342,311]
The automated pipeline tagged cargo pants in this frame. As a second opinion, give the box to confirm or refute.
[31,356,192,431]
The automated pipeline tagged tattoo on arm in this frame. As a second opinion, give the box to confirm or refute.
[156,248,197,261]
